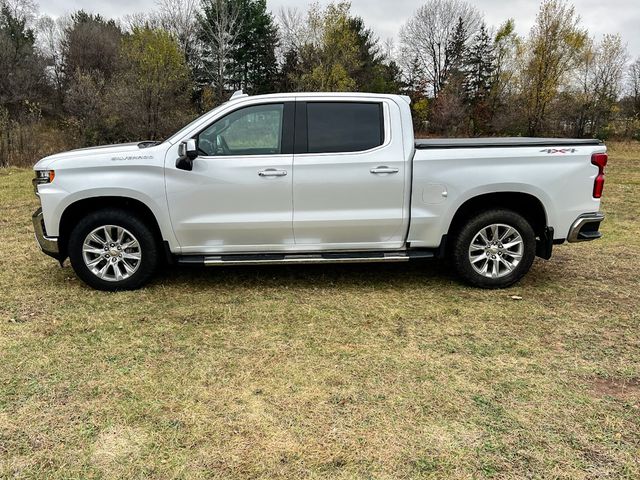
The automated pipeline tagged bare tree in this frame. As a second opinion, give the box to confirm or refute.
[155,0,199,62]
[122,12,158,31]
[400,0,481,97]
[199,0,242,101]
[0,0,37,27]
[589,35,627,134]
[277,6,306,54]
[382,37,395,62]
[36,15,68,104]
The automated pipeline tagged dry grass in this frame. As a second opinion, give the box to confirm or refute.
[0,143,639,479]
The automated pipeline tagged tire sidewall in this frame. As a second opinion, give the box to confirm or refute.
[452,209,536,288]
[68,209,158,291]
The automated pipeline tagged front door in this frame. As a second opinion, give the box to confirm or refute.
[292,100,407,249]
[165,102,295,253]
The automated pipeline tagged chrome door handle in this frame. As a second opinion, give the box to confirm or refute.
[258,168,287,177]
[370,166,399,174]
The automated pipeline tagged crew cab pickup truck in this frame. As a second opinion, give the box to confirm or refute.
[32,91,607,291]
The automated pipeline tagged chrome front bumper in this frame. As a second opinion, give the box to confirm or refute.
[567,212,605,242]
[32,208,61,259]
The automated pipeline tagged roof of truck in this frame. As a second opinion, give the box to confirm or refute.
[227,91,412,104]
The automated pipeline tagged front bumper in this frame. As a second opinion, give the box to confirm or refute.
[567,212,605,242]
[32,208,61,260]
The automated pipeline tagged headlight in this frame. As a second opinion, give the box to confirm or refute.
[33,170,55,195]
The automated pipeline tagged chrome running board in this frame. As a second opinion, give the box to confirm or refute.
[176,250,435,267]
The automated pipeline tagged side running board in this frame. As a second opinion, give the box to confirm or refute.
[177,250,434,267]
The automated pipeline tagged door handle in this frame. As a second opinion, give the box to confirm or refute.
[370,166,399,174]
[258,168,287,177]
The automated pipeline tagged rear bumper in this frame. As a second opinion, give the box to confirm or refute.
[32,208,61,260]
[567,212,605,242]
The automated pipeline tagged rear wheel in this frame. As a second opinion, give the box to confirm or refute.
[68,209,158,291]
[451,209,536,288]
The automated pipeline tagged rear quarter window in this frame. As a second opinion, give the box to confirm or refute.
[306,102,384,154]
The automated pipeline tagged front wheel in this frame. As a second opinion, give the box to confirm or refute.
[451,209,536,288]
[68,209,159,291]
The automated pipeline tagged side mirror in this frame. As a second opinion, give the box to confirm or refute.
[176,139,198,171]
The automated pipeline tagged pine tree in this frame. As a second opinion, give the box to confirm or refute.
[229,0,279,94]
[277,47,300,92]
[465,24,495,100]
[347,16,403,93]
[443,16,467,90]
[464,23,496,134]
[0,4,43,114]
[198,0,278,101]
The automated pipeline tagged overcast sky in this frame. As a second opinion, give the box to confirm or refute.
[41,0,640,59]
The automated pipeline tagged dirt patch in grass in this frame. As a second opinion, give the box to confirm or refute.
[91,426,148,476]
[591,377,640,401]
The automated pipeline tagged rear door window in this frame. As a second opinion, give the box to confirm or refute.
[306,102,384,154]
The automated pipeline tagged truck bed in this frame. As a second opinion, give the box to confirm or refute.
[415,137,603,149]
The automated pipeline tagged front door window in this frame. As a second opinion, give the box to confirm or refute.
[197,103,284,156]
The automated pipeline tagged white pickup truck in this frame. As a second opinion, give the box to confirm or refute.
[32,92,607,291]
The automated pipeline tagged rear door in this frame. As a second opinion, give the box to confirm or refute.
[292,100,407,249]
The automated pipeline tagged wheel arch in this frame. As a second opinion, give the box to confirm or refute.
[58,196,167,260]
[447,191,548,239]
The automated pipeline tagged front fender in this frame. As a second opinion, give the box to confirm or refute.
[37,164,180,252]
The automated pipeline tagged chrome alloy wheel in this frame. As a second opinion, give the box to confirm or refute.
[468,223,524,279]
[81,225,142,282]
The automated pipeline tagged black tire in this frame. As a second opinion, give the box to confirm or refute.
[68,208,159,291]
[451,209,536,289]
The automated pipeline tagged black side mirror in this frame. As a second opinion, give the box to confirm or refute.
[176,139,198,171]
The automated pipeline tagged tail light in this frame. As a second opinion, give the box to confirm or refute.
[591,153,607,198]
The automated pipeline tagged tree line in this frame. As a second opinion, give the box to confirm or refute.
[1,0,639,167]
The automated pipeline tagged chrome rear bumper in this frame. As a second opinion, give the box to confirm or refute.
[32,208,61,259]
[567,213,605,242]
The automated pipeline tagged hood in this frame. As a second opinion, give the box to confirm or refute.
[33,142,157,170]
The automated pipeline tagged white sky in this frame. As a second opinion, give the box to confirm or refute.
[40,0,640,59]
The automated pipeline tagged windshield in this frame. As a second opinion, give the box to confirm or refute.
[163,101,230,144]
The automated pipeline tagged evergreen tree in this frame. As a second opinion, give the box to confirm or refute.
[277,47,301,92]
[229,0,279,94]
[401,56,430,130]
[347,16,402,93]
[0,4,45,115]
[464,23,496,133]
[431,16,468,135]
[347,16,381,90]
[198,0,278,99]
[443,16,467,87]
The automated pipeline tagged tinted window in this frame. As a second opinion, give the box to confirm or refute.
[307,102,383,153]
[197,103,284,156]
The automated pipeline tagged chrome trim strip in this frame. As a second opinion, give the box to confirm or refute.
[203,254,410,266]
[567,212,605,242]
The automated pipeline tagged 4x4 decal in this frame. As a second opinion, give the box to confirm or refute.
[540,148,577,154]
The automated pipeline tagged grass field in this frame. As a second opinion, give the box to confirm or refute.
[0,143,638,479]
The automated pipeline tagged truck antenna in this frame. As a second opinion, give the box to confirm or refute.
[230,89,248,100]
